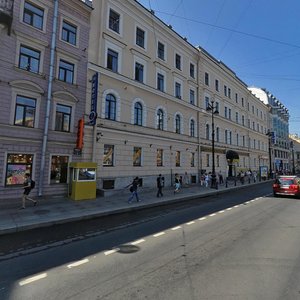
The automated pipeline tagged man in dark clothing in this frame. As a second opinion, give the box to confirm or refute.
[156,174,163,197]
[127,177,140,203]
[21,173,37,209]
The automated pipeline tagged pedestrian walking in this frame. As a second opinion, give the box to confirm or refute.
[21,173,37,209]
[183,171,189,186]
[253,170,257,182]
[156,174,164,197]
[127,177,140,203]
[218,171,224,185]
[204,173,209,187]
[174,173,181,193]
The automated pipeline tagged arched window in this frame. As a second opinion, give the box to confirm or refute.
[157,109,164,130]
[175,114,181,133]
[190,119,195,137]
[206,124,210,140]
[105,94,116,120]
[134,102,143,125]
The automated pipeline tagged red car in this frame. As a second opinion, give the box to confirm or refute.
[273,176,300,198]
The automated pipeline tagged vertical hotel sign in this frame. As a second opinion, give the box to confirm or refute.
[89,72,98,126]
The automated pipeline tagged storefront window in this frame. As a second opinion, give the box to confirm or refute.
[103,145,114,166]
[50,155,69,184]
[157,149,163,167]
[175,151,180,167]
[133,147,142,166]
[6,153,33,186]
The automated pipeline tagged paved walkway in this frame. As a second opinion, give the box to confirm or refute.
[0,179,268,236]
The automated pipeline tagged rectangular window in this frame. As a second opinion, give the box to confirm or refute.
[136,27,145,48]
[107,48,118,72]
[103,144,114,167]
[190,63,195,78]
[175,54,181,70]
[19,45,40,73]
[175,82,181,99]
[14,95,36,127]
[242,97,244,107]
[228,108,231,120]
[135,62,144,82]
[228,88,231,99]
[242,136,245,147]
[23,1,44,30]
[62,20,77,45]
[224,107,227,118]
[216,155,220,167]
[205,96,210,109]
[58,60,74,83]
[175,151,180,167]
[6,154,33,186]
[236,112,239,123]
[109,9,120,33]
[190,89,195,105]
[55,104,71,132]
[205,72,209,85]
[157,149,163,167]
[215,79,219,91]
[50,155,69,184]
[225,130,228,144]
[235,93,238,103]
[206,154,209,167]
[133,147,142,166]
[157,41,165,60]
[224,85,227,96]
[157,73,164,91]
[190,152,195,167]
[242,115,245,126]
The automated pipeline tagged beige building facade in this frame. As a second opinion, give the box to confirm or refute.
[83,0,270,193]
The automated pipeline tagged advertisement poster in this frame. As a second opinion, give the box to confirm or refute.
[260,166,268,178]
[6,164,27,185]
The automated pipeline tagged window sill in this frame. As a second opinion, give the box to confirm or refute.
[14,66,46,79]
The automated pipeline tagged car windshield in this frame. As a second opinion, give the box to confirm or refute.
[278,179,294,185]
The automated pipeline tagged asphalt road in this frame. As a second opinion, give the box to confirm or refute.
[1,183,300,299]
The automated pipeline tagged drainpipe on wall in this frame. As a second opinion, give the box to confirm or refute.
[38,0,59,196]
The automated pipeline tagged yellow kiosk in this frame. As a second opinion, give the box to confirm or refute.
[69,162,97,200]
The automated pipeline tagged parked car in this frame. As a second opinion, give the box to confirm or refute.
[273,175,300,198]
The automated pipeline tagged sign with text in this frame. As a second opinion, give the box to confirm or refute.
[89,72,98,126]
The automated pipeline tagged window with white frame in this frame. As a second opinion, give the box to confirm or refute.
[175,53,181,70]
[134,102,143,126]
[157,108,164,130]
[205,72,209,85]
[190,89,195,105]
[216,127,220,142]
[109,9,120,33]
[157,149,163,167]
[50,155,69,184]
[19,45,40,73]
[107,48,118,72]
[58,59,74,84]
[23,1,44,30]
[175,114,181,133]
[135,62,144,83]
[175,82,181,99]
[136,27,145,48]
[61,20,77,46]
[190,63,195,78]
[14,95,36,128]
[206,124,210,140]
[215,79,219,91]
[55,104,71,132]
[190,152,195,167]
[157,41,165,60]
[105,94,116,120]
[190,119,195,137]
[157,73,164,92]
[175,151,180,167]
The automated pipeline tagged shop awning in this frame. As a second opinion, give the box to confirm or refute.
[226,150,239,160]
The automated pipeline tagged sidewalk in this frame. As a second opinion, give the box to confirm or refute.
[0,179,268,236]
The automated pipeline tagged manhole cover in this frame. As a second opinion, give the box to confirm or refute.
[117,244,140,254]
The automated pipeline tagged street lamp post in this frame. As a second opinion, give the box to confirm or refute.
[206,100,219,189]
[291,141,295,175]
[266,130,273,179]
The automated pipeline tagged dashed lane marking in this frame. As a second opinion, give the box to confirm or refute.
[199,217,207,221]
[171,226,181,230]
[153,232,165,237]
[218,210,225,214]
[209,213,216,217]
[105,248,120,256]
[131,239,145,245]
[67,258,89,269]
[186,221,195,225]
[19,273,47,286]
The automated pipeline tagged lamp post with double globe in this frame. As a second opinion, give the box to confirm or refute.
[206,99,219,189]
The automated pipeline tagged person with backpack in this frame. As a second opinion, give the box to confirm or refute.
[127,177,140,203]
[21,173,37,209]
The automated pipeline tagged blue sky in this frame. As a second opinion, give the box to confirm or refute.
[138,0,300,135]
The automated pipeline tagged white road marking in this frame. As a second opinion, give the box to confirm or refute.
[186,221,195,225]
[245,201,250,204]
[171,226,181,230]
[19,273,47,286]
[226,207,232,211]
[234,205,239,208]
[199,217,207,220]
[67,258,89,269]
[153,232,165,237]
[131,239,145,245]
[218,210,225,214]
[104,248,120,256]
[209,213,216,217]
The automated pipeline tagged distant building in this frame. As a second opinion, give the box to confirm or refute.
[249,87,290,173]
